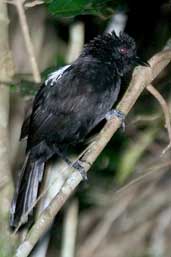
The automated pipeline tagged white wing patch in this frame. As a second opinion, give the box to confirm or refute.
[45,65,71,86]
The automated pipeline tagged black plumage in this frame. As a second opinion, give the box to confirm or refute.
[10,31,148,228]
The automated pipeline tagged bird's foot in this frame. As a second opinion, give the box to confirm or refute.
[52,145,88,180]
[105,109,125,131]
[72,160,88,181]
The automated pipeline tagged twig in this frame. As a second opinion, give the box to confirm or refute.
[24,0,43,8]
[15,0,41,83]
[14,49,171,257]
[131,114,160,125]
[146,84,171,154]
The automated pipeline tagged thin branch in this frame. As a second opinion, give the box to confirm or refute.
[24,0,43,8]
[15,0,41,83]
[146,84,171,154]
[14,49,171,257]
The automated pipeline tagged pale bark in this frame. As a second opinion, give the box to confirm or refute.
[0,0,18,255]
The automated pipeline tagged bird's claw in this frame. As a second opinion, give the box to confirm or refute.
[105,109,125,131]
[72,160,88,181]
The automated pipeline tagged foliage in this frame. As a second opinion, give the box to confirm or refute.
[45,0,114,17]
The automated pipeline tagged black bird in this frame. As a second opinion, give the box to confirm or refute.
[10,31,149,228]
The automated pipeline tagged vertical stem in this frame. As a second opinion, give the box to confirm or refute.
[66,22,84,63]
[61,200,79,257]
[15,0,41,83]
[0,0,18,254]
[0,0,13,217]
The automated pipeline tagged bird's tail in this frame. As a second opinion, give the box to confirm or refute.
[10,154,45,228]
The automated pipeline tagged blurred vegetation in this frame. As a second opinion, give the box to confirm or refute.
[46,0,116,17]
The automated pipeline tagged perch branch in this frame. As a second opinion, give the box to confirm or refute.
[146,84,171,154]
[14,0,41,83]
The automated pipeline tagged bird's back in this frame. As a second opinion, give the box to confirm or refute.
[25,57,120,151]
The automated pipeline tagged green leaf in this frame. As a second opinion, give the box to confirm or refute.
[45,0,113,17]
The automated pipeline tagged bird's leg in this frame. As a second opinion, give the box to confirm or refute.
[53,145,87,180]
[105,109,125,131]
[72,160,88,181]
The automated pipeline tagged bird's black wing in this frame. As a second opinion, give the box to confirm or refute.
[25,63,98,150]
[24,60,120,152]
[20,65,71,141]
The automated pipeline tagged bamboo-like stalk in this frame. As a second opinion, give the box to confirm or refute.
[0,0,18,255]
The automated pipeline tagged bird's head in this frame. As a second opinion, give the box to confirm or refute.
[81,31,149,76]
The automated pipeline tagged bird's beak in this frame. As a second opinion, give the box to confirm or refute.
[134,56,150,67]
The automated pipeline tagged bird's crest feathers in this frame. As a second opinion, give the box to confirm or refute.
[81,31,136,60]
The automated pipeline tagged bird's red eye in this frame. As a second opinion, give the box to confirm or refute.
[119,47,128,54]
